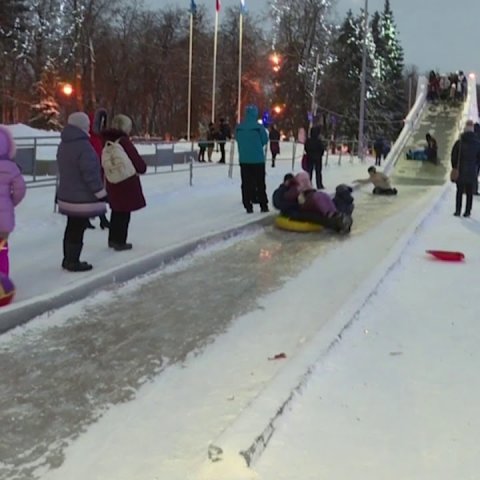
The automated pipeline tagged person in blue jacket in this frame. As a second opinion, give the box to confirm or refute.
[235,105,269,213]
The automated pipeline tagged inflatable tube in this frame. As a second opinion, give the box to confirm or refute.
[274,215,323,233]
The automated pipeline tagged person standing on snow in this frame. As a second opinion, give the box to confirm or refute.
[304,126,325,189]
[217,118,231,164]
[101,114,147,250]
[236,105,269,213]
[0,125,26,275]
[451,120,480,217]
[56,112,107,271]
[269,124,281,168]
[88,108,110,230]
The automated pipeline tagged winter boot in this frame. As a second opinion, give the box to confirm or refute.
[62,242,93,272]
[99,214,110,230]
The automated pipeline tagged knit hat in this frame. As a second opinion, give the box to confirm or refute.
[68,112,90,133]
[295,171,313,192]
[465,119,475,133]
[111,114,133,135]
[0,125,16,160]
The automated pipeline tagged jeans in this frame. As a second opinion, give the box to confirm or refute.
[307,160,324,189]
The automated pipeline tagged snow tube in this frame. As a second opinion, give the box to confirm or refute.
[274,215,323,233]
[426,250,465,262]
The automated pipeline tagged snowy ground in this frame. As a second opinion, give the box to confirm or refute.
[0,169,437,480]
[10,153,365,305]
[255,186,480,480]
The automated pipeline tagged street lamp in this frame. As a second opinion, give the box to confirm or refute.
[62,83,73,97]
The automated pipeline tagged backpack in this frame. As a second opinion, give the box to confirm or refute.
[101,139,136,184]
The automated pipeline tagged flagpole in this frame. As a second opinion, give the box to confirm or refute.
[212,9,219,123]
[237,11,243,124]
[187,11,194,141]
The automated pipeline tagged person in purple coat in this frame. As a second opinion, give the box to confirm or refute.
[56,113,107,271]
[0,125,27,274]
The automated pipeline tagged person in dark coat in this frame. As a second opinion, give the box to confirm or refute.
[56,112,107,271]
[333,184,354,216]
[425,133,438,164]
[304,126,325,189]
[373,138,384,166]
[451,120,480,217]
[269,124,281,168]
[235,105,269,213]
[272,173,297,214]
[217,118,231,163]
[101,114,147,250]
[474,122,480,195]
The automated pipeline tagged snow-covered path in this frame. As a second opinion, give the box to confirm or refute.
[255,186,480,480]
[0,177,436,480]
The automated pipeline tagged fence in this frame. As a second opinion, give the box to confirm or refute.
[15,136,367,190]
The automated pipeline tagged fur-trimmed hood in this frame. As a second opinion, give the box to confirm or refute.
[0,125,16,161]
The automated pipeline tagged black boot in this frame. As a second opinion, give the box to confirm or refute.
[99,214,110,230]
[62,242,93,272]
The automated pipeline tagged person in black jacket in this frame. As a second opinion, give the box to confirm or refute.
[474,122,480,195]
[217,118,231,163]
[269,124,281,167]
[304,126,325,189]
[451,120,480,217]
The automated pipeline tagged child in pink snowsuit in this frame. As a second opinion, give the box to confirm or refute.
[0,126,27,274]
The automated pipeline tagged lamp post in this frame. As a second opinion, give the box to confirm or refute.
[358,0,368,161]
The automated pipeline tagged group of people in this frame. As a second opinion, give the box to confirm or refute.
[56,110,147,272]
[198,118,231,163]
[427,70,468,103]
[451,120,480,217]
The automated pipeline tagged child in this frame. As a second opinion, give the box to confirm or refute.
[333,184,354,216]
[354,166,398,196]
[272,173,298,215]
[0,125,27,275]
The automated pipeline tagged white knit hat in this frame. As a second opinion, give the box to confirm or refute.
[68,112,90,133]
[111,114,133,135]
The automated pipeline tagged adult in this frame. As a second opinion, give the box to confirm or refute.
[236,105,269,213]
[56,112,107,271]
[451,120,480,217]
[269,124,281,168]
[425,133,438,164]
[217,118,231,164]
[354,166,398,195]
[304,126,325,189]
[474,122,480,195]
[88,108,110,230]
[373,137,384,166]
[207,122,216,162]
[101,114,147,250]
[198,121,208,163]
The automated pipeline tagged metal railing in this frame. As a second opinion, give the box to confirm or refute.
[15,136,368,190]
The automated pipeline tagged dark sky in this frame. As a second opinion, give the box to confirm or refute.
[147,0,480,77]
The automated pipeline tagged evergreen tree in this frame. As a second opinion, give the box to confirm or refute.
[29,67,62,131]
[269,0,334,131]
[374,0,405,136]
[320,9,378,139]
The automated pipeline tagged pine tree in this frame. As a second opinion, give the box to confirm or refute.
[375,0,405,136]
[269,0,334,131]
[29,67,62,131]
[320,9,378,139]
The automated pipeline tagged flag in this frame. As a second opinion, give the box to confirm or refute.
[190,0,197,14]
[216,0,221,12]
[240,0,246,13]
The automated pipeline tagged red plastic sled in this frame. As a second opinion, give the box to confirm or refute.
[426,250,465,262]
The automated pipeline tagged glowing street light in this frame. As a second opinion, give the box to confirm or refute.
[270,52,281,69]
[273,104,283,114]
[62,83,73,97]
